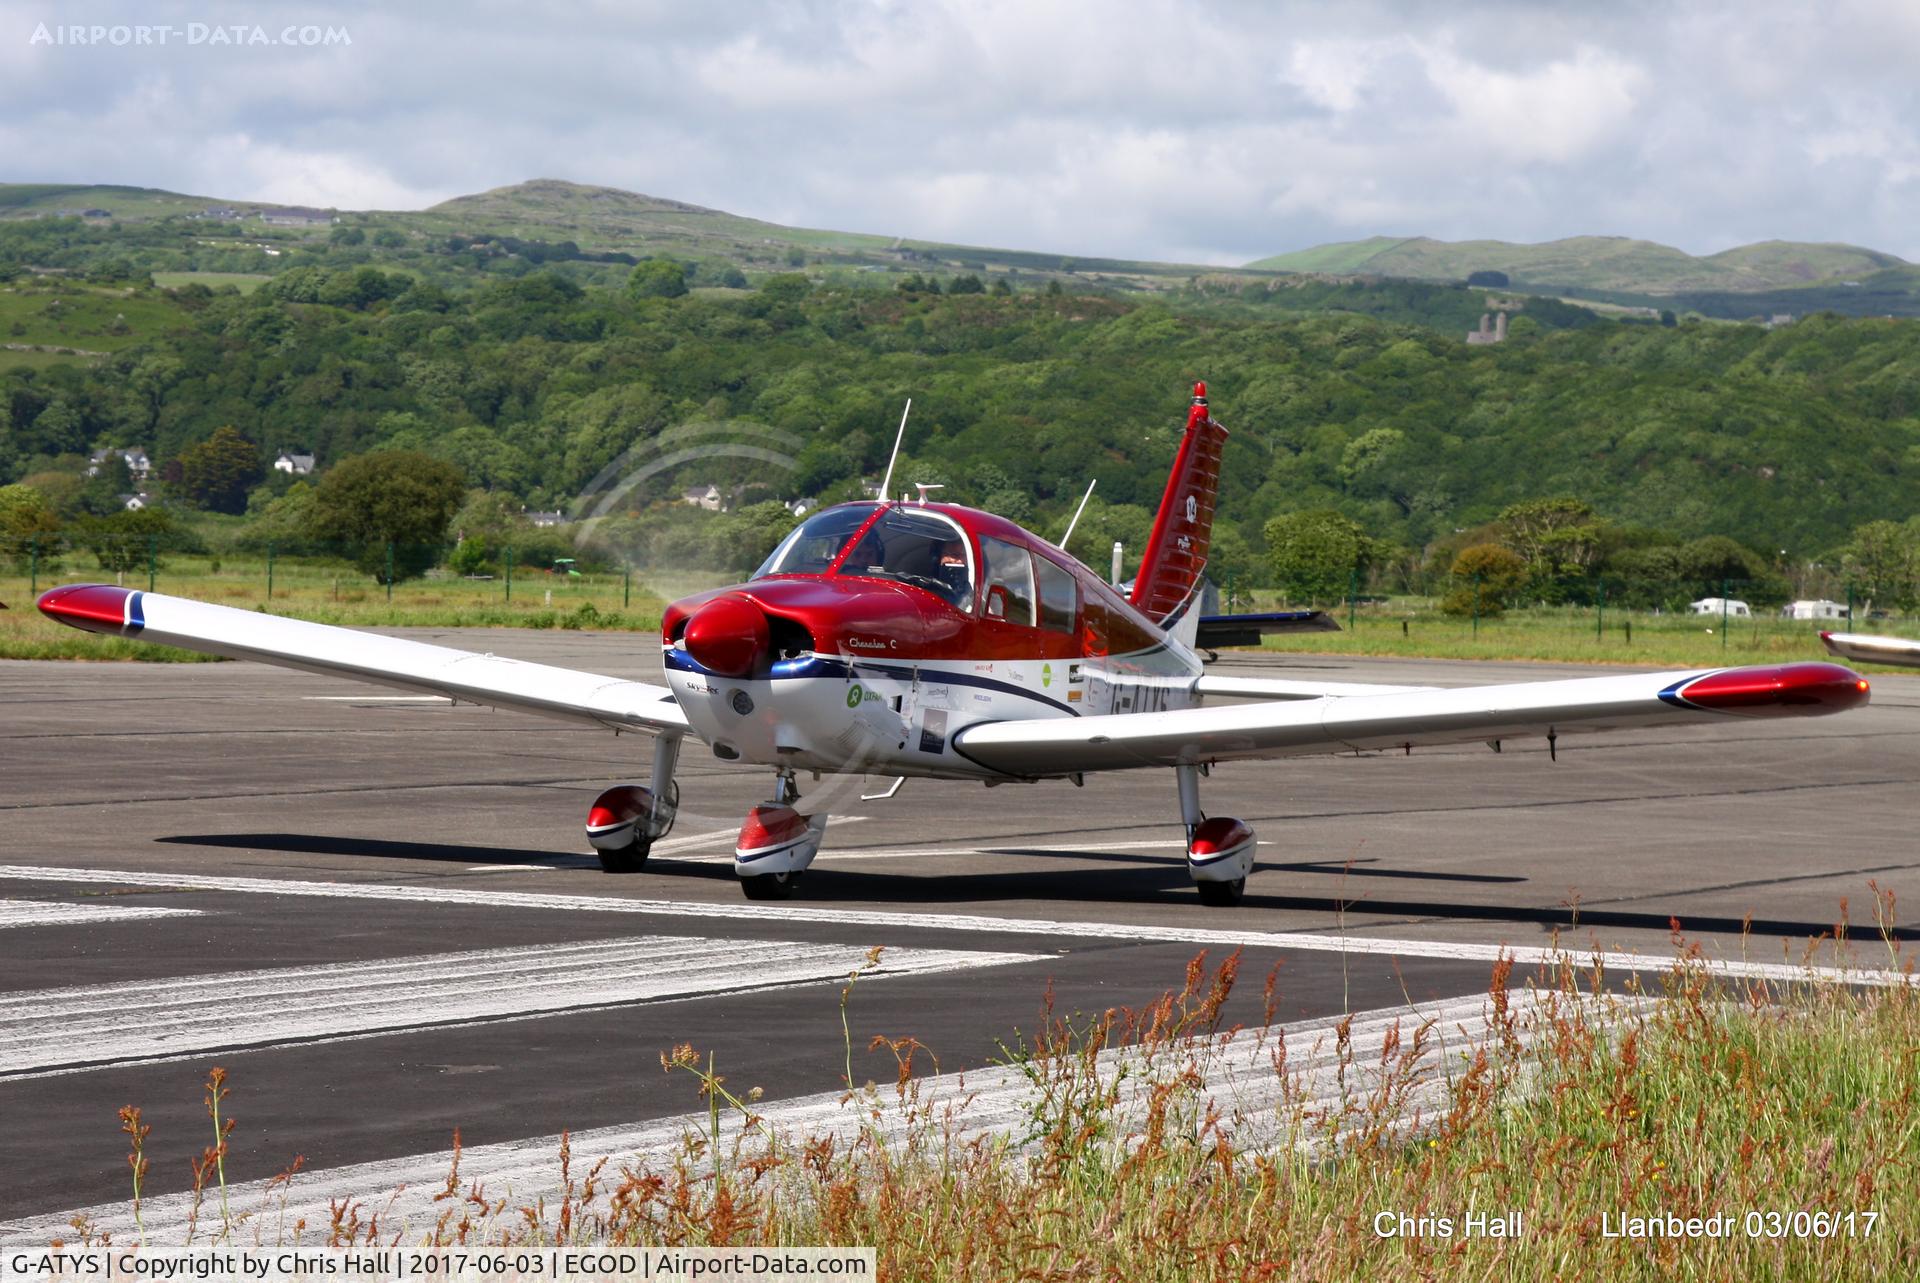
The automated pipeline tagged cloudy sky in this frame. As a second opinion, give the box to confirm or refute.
[7,0,1920,264]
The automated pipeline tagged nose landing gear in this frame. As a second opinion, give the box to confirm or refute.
[734,769,828,900]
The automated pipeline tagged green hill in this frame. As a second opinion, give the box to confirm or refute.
[1248,235,1909,296]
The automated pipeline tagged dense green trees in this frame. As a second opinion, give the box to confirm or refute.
[175,425,261,512]
[307,451,466,580]
[3,257,1919,598]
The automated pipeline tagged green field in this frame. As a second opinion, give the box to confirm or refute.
[0,279,193,367]
[149,270,271,293]
[0,551,743,661]
[1254,599,1914,671]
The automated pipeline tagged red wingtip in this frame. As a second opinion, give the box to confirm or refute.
[1192,380,1207,403]
[1678,662,1869,716]
[37,583,133,632]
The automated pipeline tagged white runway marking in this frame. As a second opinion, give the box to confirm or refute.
[301,695,451,702]
[0,936,1041,1078]
[0,864,1906,988]
[0,989,1619,1243]
[0,899,201,929]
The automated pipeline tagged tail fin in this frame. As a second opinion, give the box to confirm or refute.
[1130,381,1226,632]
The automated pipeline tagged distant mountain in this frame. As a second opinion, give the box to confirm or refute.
[1246,235,1909,296]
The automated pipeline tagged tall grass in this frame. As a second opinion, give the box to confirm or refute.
[70,918,1918,1279]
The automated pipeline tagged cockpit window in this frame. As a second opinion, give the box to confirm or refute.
[751,504,878,579]
[833,508,975,611]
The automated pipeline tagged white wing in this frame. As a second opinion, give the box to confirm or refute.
[1193,673,1435,701]
[1821,630,1920,669]
[958,662,1868,776]
[38,584,686,735]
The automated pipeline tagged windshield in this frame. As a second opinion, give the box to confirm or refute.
[834,508,975,611]
[752,504,879,579]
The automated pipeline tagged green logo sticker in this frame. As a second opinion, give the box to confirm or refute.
[846,684,863,709]
[1041,663,1053,688]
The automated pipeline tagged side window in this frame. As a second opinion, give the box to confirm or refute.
[981,537,1036,626]
[1035,555,1077,634]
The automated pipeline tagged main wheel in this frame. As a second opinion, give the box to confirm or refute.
[740,870,798,900]
[1195,877,1245,907]
[596,836,652,873]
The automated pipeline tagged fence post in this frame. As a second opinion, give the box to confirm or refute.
[623,562,631,609]
[1596,579,1605,640]
[1472,572,1481,637]
[505,547,514,603]
[28,536,38,594]
[1721,577,1730,650]
[1846,587,1855,632]
[386,542,395,602]
[267,541,275,601]
[1348,568,1358,631]
[147,536,157,592]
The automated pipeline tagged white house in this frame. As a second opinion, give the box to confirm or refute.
[273,452,316,475]
[119,492,152,511]
[681,484,723,511]
[787,497,816,518]
[1782,599,1849,621]
[87,447,151,480]
[1690,597,1751,617]
[524,510,569,528]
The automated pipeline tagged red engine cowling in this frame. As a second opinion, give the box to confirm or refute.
[586,785,658,851]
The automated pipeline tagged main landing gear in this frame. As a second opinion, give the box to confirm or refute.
[1177,762,1257,907]
[734,768,828,901]
[584,735,682,872]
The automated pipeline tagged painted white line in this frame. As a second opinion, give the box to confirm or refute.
[464,864,552,872]
[301,695,451,702]
[0,936,1042,1077]
[0,899,201,929]
[0,989,1623,1244]
[0,865,1908,988]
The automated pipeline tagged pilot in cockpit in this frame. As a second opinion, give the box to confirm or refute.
[934,538,972,610]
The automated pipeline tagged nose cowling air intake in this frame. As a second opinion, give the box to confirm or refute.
[683,595,770,677]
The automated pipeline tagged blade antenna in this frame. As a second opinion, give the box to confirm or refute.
[1059,478,1097,550]
[878,398,912,502]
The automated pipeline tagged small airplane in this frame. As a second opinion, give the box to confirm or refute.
[1821,631,1920,669]
[39,384,1873,904]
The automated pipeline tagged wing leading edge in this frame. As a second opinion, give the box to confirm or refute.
[37,584,687,735]
[957,662,1868,776]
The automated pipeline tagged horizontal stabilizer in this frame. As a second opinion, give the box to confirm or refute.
[1195,609,1339,651]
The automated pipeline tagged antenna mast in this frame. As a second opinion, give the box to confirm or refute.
[1059,478,1097,550]
[878,399,912,502]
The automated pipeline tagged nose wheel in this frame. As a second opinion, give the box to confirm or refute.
[735,771,826,900]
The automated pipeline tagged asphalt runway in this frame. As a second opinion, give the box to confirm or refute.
[2,630,1916,1231]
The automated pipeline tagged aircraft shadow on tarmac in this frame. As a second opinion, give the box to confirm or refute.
[157,832,600,869]
[155,832,1915,943]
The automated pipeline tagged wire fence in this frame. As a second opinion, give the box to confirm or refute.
[0,532,741,626]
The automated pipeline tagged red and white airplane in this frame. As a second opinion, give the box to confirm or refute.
[1821,631,1920,670]
[40,384,1873,904]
